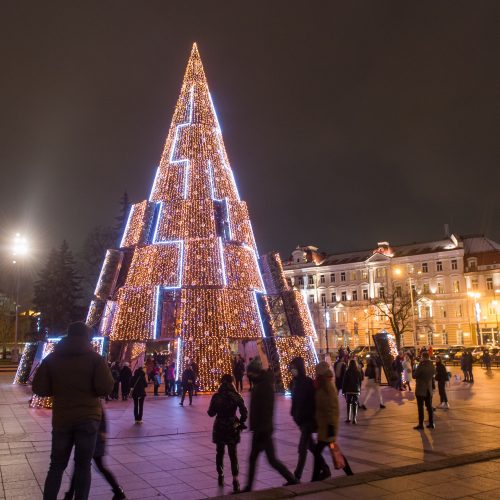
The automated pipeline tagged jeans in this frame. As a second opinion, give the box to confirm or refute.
[438,381,448,403]
[245,431,295,490]
[181,384,193,405]
[416,392,434,426]
[66,456,121,497]
[216,442,239,477]
[44,420,100,500]
[295,423,328,481]
[362,378,383,406]
[133,396,144,421]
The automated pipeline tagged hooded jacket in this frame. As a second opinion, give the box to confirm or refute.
[32,335,114,428]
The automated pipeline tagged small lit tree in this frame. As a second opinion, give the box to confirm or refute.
[371,290,414,350]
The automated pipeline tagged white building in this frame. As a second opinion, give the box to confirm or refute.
[282,234,500,351]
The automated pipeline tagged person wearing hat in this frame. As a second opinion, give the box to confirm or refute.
[242,357,297,492]
[289,356,330,482]
[32,321,114,500]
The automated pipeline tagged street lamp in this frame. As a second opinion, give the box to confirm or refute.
[324,305,330,354]
[468,291,482,345]
[11,233,29,363]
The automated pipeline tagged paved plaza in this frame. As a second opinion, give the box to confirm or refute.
[0,366,499,499]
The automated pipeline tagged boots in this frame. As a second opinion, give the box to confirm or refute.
[112,487,126,500]
[233,478,240,493]
[351,404,358,424]
[345,405,351,423]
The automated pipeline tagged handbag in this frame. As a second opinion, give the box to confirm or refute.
[329,442,345,470]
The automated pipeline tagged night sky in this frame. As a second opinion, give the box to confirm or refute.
[1,1,499,270]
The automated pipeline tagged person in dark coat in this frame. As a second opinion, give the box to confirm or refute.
[465,351,474,383]
[342,359,363,424]
[191,359,200,395]
[413,352,436,429]
[460,353,469,382]
[207,374,248,493]
[119,362,132,401]
[242,357,297,492]
[63,404,125,500]
[392,354,404,390]
[130,367,148,423]
[483,350,492,371]
[333,356,346,394]
[32,321,114,500]
[179,364,195,406]
[435,356,449,409]
[289,357,329,482]
[233,355,245,392]
[110,362,120,400]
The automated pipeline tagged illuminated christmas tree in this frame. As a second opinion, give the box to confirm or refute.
[87,43,318,392]
[88,44,266,391]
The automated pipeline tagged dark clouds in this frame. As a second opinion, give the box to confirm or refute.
[0,1,499,264]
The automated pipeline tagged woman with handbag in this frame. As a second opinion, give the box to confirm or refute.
[313,362,353,480]
[207,374,248,493]
[130,366,148,423]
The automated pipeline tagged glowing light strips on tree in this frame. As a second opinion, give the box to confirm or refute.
[13,342,39,385]
[120,201,156,248]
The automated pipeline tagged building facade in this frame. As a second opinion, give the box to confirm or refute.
[282,235,500,351]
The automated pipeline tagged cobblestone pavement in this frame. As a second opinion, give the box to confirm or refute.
[0,366,498,499]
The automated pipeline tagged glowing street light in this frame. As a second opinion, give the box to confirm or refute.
[11,233,29,363]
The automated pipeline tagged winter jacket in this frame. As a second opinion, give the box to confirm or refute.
[233,359,245,379]
[435,362,448,383]
[181,367,196,387]
[130,369,148,398]
[414,359,435,397]
[94,404,107,457]
[315,381,339,443]
[333,360,346,391]
[119,366,132,385]
[249,370,275,433]
[290,357,316,428]
[207,383,248,445]
[403,360,413,382]
[342,367,363,394]
[32,335,114,429]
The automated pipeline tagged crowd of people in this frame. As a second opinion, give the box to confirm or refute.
[32,321,478,499]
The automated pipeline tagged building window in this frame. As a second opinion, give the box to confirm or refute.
[436,261,443,272]
[376,268,386,278]
[428,331,434,345]
[453,280,460,293]
[423,283,430,294]
[362,289,368,300]
[456,330,464,344]
[361,270,368,280]
[352,290,358,301]
[350,271,357,281]
[320,275,325,284]
[422,263,428,273]
[321,293,326,305]
[467,258,477,271]
[437,282,445,294]
[298,277,304,286]
[395,286,402,298]
[488,304,496,316]
[340,272,346,282]
[378,286,385,298]
[440,306,447,318]
[308,275,314,285]
[330,273,335,282]
[309,295,315,304]
[487,277,493,290]
[451,259,458,270]
[341,291,347,301]
[471,279,478,290]
[442,331,448,345]
[425,305,432,318]
[331,292,337,302]
[456,304,463,317]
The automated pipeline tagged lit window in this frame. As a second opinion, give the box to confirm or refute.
[453,280,460,293]
[472,279,478,290]
[422,263,428,273]
[456,304,462,317]
[423,283,430,294]
[440,306,447,318]
[436,261,443,272]
[361,270,368,280]
[442,331,448,345]
[437,282,445,294]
